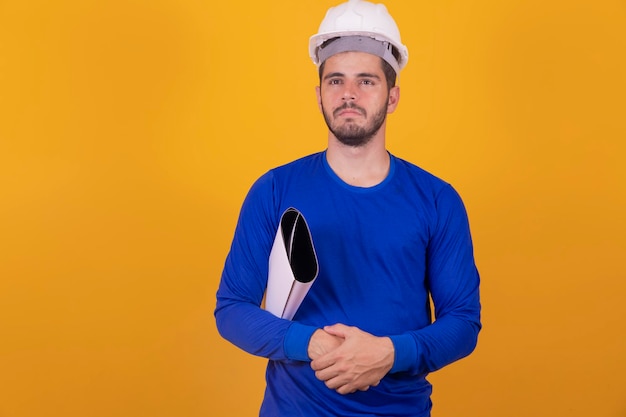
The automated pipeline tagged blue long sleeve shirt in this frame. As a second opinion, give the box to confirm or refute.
[215,152,481,416]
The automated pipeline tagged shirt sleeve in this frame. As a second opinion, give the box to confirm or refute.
[389,184,482,375]
[214,171,318,362]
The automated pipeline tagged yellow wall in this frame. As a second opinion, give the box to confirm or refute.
[1,1,624,416]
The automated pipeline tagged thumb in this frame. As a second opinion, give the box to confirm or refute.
[323,323,351,338]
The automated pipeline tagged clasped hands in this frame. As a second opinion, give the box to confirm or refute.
[307,323,394,395]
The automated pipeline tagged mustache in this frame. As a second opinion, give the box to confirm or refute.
[333,103,366,117]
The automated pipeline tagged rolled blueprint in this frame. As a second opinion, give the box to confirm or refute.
[265,207,318,320]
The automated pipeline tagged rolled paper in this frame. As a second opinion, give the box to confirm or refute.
[265,208,318,320]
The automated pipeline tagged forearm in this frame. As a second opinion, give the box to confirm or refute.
[389,313,481,375]
[215,282,320,361]
[215,298,291,360]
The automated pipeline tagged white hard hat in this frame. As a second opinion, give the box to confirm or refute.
[309,0,408,72]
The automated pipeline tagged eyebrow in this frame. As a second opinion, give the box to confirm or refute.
[323,72,382,81]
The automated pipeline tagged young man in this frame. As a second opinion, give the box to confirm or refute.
[215,1,481,415]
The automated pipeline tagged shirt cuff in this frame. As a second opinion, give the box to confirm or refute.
[389,333,417,373]
[283,322,319,362]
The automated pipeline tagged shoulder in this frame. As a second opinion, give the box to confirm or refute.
[271,152,324,175]
[250,152,323,189]
[244,152,326,213]
[391,154,452,192]
[259,152,326,192]
[390,154,468,213]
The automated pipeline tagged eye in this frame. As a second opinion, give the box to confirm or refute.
[329,79,342,85]
[360,79,374,85]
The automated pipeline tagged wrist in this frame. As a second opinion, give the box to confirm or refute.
[284,322,319,362]
[388,333,415,373]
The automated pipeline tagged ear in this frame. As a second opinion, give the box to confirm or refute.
[315,85,322,112]
[387,86,400,114]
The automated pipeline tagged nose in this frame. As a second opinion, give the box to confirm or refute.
[342,84,357,101]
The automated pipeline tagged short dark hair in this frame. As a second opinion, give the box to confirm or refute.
[317,44,400,91]
[380,57,397,90]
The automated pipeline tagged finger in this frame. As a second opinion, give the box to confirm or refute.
[324,377,366,395]
[321,373,347,390]
[335,383,358,395]
[310,355,336,371]
[314,366,340,383]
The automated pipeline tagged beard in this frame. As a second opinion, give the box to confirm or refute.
[321,100,388,148]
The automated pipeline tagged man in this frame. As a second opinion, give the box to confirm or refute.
[215,1,481,416]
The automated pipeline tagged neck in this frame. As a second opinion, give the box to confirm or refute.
[326,133,390,187]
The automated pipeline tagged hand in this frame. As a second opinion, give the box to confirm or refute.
[310,324,394,395]
[308,328,343,361]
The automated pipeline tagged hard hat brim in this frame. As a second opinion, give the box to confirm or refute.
[309,30,408,70]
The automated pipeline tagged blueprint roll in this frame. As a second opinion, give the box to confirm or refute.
[265,207,319,320]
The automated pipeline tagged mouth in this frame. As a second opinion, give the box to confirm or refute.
[335,106,365,118]
[338,110,363,117]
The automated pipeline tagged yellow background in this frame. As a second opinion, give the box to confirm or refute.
[1,0,625,416]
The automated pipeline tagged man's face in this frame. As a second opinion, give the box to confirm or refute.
[316,51,399,147]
